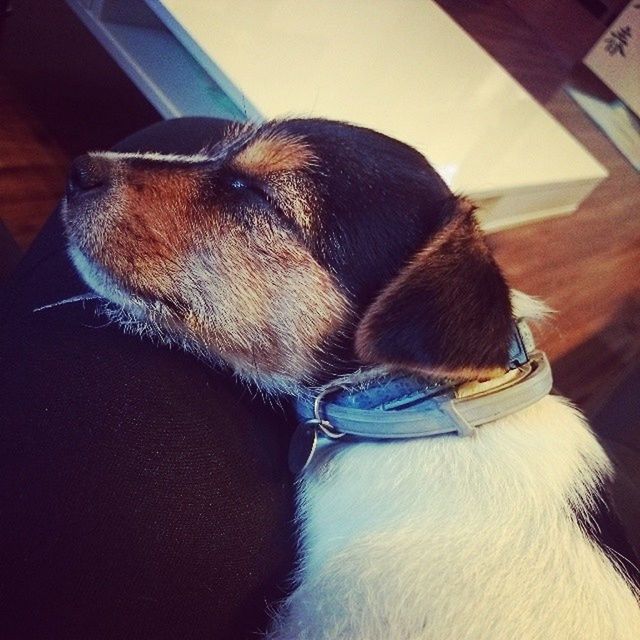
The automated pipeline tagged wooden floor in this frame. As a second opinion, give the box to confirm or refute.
[436,0,640,416]
[1,0,639,416]
[0,73,69,250]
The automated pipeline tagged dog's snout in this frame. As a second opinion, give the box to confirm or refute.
[67,155,112,198]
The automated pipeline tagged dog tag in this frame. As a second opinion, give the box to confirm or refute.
[288,422,318,475]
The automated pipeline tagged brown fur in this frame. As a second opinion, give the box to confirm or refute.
[63,120,513,391]
[63,143,349,390]
[68,160,202,307]
[355,198,513,381]
[232,131,317,176]
[184,220,350,384]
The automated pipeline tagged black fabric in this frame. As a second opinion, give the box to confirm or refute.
[592,368,640,556]
[0,118,296,640]
[0,218,21,284]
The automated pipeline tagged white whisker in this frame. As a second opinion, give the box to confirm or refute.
[33,293,103,313]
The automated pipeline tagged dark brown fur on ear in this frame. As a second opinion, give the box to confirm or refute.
[354,198,513,381]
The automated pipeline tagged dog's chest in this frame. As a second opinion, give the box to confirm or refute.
[268,396,640,640]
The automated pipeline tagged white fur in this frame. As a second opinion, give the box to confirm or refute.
[511,289,554,322]
[268,396,640,639]
[68,246,136,312]
[268,296,639,639]
[91,150,213,164]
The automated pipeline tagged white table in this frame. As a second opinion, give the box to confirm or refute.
[67,0,608,231]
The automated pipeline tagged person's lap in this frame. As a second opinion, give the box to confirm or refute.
[4,116,640,640]
[0,118,296,640]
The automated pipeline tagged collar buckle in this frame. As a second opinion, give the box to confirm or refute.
[290,321,553,475]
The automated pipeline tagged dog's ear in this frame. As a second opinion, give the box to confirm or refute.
[354,198,513,381]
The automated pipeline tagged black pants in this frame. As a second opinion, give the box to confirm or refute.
[0,118,296,640]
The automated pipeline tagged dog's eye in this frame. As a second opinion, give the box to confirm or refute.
[229,176,274,207]
[230,177,250,190]
[225,174,301,236]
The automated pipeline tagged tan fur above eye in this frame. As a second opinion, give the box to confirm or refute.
[232,132,317,176]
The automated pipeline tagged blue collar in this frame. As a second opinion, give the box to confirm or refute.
[289,321,553,474]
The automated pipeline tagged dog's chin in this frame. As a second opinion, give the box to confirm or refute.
[67,244,146,317]
[66,244,313,395]
[66,243,187,345]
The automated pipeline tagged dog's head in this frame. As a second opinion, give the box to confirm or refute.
[62,119,513,393]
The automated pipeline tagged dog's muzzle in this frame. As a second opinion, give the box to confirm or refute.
[66,155,113,201]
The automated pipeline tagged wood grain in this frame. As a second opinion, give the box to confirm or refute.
[0,74,69,249]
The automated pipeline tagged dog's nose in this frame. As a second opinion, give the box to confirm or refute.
[67,155,112,197]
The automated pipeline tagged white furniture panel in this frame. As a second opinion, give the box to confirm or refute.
[67,0,609,231]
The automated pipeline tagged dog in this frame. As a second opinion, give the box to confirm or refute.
[62,118,640,639]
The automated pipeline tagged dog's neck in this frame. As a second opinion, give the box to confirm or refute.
[290,320,552,474]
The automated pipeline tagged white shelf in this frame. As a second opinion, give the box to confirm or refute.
[67,0,609,232]
[65,0,245,120]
